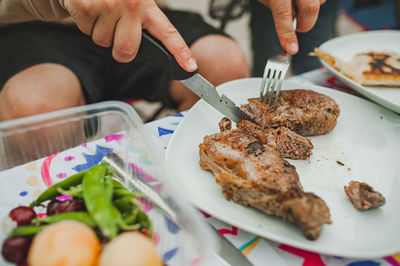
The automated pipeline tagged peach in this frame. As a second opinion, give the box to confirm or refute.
[28,220,100,266]
[98,231,162,266]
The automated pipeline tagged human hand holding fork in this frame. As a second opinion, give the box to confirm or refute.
[259,15,297,105]
[259,0,326,104]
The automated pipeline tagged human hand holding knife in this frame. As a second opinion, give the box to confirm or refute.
[135,31,253,123]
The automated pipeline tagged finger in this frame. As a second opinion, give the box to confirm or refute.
[269,0,298,54]
[63,0,98,36]
[112,16,142,63]
[92,12,119,48]
[142,7,197,72]
[295,0,320,32]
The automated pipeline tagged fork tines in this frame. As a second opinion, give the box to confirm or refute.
[260,16,296,105]
[259,58,288,105]
[259,37,294,105]
[259,68,283,105]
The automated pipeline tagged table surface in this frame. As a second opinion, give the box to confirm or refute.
[144,67,400,266]
[2,67,397,266]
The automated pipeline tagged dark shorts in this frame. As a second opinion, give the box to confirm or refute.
[0,10,227,108]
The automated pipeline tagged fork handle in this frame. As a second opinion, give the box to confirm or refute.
[135,30,198,80]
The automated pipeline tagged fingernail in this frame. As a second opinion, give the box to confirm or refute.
[186,58,198,72]
[289,42,299,54]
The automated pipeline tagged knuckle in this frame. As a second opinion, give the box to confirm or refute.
[275,4,292,19]
[123,0,141,12]
[177,43,188,54]
[76,1,93,14]
[113,48,136,62]
[142,0,157,9]
[166,24,178,34]
[101,0,117,11]
[305,0,320,15]
[142,8,156,23]
[176,43,191,60]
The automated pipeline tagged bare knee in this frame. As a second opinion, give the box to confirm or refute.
[0,63,85,121]
[191,34,250,86]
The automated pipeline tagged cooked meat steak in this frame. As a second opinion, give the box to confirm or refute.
[241,89,340,136]
[199,119,331,240]
[237,120,314,160]
[344,181,386,211]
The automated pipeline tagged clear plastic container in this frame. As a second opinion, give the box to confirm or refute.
[0,101,216,265]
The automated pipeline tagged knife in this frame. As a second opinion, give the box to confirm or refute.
[102,153,253,266]
[136,31,253,123]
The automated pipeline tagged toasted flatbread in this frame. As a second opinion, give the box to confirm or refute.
[313,48,400,87]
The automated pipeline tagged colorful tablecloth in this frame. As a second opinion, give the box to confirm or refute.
[0,131,205,265]
[144,67,400,266]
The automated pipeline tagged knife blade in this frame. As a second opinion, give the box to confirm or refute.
[179,73,254,123]
[136,31,253,123]
[102,153,253,266]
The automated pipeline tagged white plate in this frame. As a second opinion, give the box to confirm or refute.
[318,30,400,113]
[165,78,400,258]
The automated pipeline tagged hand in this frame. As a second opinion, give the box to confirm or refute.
[258,0,326,54]
[62,0,197,71]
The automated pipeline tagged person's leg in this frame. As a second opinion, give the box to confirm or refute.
[0,21,111,122]
[0,63,88,165]
[0,63,85,121]
[0,21,111,162]
[169,34,250,111]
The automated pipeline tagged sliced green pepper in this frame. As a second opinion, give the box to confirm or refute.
[82,164,120,239]
[32,212,96,227]
[10,225,47,237]
[30,170,87,207]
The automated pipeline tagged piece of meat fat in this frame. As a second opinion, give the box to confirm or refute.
[344,181,386,211]
[219,117,232,131]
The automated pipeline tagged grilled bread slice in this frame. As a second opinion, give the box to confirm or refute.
[314,48,400,87]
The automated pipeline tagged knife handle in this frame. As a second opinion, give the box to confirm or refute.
[135,30,198,80]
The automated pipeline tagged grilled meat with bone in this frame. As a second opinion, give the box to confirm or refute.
[199,119,331,240]
[241,89,340,136]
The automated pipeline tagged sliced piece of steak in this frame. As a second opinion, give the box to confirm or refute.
[237,120,314,159]
[241,89,340,136]
[344,181,386,211]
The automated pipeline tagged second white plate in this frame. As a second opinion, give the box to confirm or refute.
[165,78,400,258]
[318,30,400,113]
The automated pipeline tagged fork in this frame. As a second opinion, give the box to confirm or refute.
[259,16,297,105]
